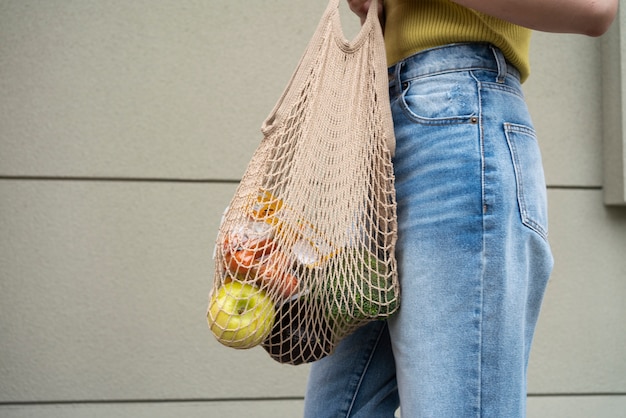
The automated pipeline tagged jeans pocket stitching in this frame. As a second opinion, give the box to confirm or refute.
[504,123,549,241]
[399,75,478,125]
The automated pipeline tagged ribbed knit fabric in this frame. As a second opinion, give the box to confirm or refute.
[384,0,531,82]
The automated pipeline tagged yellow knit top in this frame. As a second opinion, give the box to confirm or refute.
[384,0,532,82]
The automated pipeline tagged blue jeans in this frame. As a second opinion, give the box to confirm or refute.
[304,43,554,417]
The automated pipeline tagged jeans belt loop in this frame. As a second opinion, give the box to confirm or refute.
[490,45,508,83]
[396,60,405,91]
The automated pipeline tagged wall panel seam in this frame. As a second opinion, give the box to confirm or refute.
[2,393,626,407]
[0,176,240,184]
[0,397,306,407]
[0,176,606,190]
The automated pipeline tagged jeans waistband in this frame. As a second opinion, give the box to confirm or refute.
[388,43,520,85]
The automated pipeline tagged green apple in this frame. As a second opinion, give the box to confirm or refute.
[207,281,275,349]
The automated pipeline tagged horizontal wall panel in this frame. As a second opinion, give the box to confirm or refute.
[2,185,625,403]
[2,184,625,403]
[0,180,309,403]
[0,1,346,180]
[528,395,626,418]
[1,1,598,186]
[528,189,626,393]
[525,33,604,187]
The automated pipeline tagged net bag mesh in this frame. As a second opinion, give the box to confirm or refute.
[207,0,399,365]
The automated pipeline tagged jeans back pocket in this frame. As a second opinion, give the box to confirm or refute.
[504,123,549,240]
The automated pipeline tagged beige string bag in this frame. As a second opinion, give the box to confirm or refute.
[207,0,399,365]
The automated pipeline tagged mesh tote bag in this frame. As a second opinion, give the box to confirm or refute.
[207,0,399,365]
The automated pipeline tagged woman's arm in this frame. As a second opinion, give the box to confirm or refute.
[347,0,618,37]
[452,0,618,37]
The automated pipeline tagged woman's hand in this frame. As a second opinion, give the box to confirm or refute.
[347,0,384,26]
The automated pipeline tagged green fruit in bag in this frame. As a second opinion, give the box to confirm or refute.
[324,250,398,326]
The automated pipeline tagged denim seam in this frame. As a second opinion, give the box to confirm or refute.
[476,72,486,418]
[344,322,388,417]
[400,67,515,83]
[479,81,525,99]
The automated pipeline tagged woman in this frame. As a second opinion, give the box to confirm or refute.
[304,0,618,417]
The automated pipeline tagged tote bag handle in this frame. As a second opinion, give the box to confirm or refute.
[261,0,394,155]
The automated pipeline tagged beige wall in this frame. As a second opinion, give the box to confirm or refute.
[1,1,624,417]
